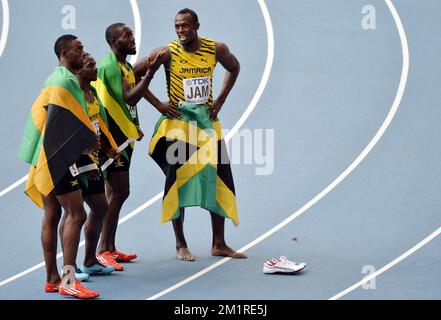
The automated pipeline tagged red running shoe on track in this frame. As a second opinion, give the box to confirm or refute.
[111,250,137,262]
[59,281,100,299]
[44,282,60,293]
[96,251,124,271]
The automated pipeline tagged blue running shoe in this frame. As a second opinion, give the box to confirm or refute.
[75,266,90,281]
[80,263,114,275]
[60,266,90,282]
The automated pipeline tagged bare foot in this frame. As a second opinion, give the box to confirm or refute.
[176,247,195,261]
[211,245,247,259]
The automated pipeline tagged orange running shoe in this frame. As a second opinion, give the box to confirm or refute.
[111,250,137,262]
[59,281,99,299]
[44,282,61,293]
[96,251,124,271]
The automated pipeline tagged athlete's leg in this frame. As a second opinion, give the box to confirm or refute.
[98,171,129,254]
[83,193,108,266]
[173,208,195,261]
[59,212,66,253]
[56,189,87,268]
[41,192,62,284]
[210,212,247,259]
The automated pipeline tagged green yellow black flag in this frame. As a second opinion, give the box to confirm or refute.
[19,66,99,207]
[93,51,139,162]
[149,104,239,225]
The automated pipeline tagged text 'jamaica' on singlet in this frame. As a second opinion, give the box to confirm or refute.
[118,62,138,121]
[166,37,216,107]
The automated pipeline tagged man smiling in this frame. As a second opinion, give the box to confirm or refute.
[135,8,247,262]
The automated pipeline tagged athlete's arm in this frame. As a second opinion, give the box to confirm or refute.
[82,136,100,155]
[133,46,169,79]
[133,47,182,118]
[122,52,163,106]
[209,42,240,119]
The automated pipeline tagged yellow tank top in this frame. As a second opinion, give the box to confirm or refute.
[86,96,100,133]
[118,62,138,121]
[86,96,100,164]
[166,37,216,107]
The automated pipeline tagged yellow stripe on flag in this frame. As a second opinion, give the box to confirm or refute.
[24,166,43,208]
[161,182,179,223]
[216,176,239,225]
[46,85,96,133]
[93,78,139,140]
[149,119,211,155]
[98,115,118,151]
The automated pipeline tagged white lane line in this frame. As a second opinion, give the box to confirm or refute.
[0,262,45,287]
[118,191,163,225]
[0,175,27,198]
[0,191,163,287]
[225,0,274,141]
[0,0,9,58]
[329,0,419,300]
[129,0,141,65]
[329,226,441,300]
[0,0,142,197]
[0,0,271,287]
[145,0,409,300]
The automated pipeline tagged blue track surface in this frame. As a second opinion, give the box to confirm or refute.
[0,0,440,300]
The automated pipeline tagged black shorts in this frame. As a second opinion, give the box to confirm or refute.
[53,170,81,196]
[81,176,105,197]
[106,145,133,173]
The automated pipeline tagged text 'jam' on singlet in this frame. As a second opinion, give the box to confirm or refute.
[165,37,217,107]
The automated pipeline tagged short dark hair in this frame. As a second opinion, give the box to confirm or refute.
[54,34,78,59]
[105,23,125,46]
[177,8,199,24]
[83,52,94,63]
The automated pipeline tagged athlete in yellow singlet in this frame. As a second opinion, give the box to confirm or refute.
[135,8,246,261]
[75,54,119,277]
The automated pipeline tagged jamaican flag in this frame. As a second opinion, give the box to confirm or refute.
[18,67,108,207]
[75,86,119,180]
[93,51,139,164]
[89,84,119,162]
[149,104,239,225]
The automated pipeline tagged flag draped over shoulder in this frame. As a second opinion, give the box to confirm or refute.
[90,85,118,153]
[19,67,99,207]
[93,51,139,160]
[148,104,239,225]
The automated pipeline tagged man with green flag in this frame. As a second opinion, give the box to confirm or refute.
[94,23,162,271]
[19,35,101,299]
[134,8,246,261]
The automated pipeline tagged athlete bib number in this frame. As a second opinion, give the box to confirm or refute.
[126,104,137,119]
[183,76,210,104]
[92,121,100,135]
[69,163,79,177]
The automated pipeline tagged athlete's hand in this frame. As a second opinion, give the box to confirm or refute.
[208,99,224,120]
[145,52,164,77]
[84,169,101,181]
[104,146,119,160]
[99,136,119,160]
[83,136,100,154]
[137,127,144,141]
[158,101,182,118]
